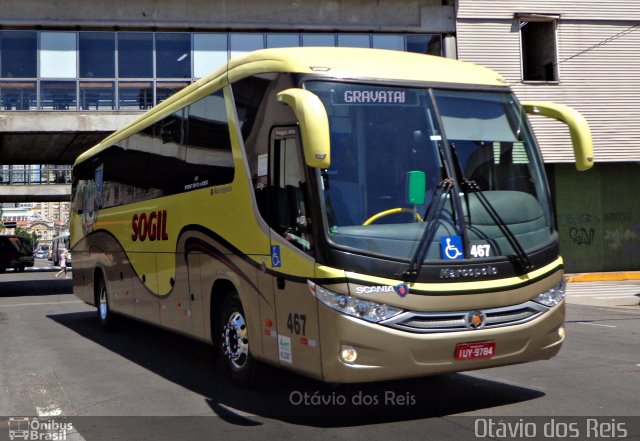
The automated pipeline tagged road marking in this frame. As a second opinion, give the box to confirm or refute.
[0,300,82,308]
[576,322,617,328]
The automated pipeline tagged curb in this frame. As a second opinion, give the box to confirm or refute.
[566,272,640,283]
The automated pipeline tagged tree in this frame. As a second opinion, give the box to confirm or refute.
[14,227,39,247]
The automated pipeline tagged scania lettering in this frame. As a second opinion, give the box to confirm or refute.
[71,47,593,384]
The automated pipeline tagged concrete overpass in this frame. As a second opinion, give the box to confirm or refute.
[0,111,139,202]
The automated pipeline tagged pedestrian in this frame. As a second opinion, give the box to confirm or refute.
[54,248,70,279]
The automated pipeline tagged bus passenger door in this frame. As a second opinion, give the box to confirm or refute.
[266,127,322,379]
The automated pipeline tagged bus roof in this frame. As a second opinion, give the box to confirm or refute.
[227,47,506,87]
[75,47,507,166]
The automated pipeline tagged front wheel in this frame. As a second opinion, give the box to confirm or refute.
[218,293,257,385]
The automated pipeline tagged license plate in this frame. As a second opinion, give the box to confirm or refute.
[455,341,496,360]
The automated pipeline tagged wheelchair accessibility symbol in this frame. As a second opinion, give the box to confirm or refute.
[271,245,282,268]
[441,236,464,260]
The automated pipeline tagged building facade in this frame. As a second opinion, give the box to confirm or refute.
[456,0,640,272]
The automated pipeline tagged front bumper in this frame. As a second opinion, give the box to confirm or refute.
[318,300,565,383]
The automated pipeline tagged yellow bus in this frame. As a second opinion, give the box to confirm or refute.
[70,47,592,384]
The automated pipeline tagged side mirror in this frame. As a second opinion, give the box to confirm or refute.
[522,101,594,171]
[406,171,426,205]
[277,88,331,168]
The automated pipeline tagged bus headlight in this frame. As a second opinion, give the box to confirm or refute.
[533,280,566,307]
[308,281,403,323]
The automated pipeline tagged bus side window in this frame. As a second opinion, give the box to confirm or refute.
[270,134,313,254]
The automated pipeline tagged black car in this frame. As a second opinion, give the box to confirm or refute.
[0,235,35,272]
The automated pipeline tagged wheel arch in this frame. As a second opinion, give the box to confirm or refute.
[209,278,238,346]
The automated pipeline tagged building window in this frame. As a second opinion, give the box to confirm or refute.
[302,34,336,47]
[230,34,264,59]
[372,35,404,51]
[156,33,191,78]
[266,34,300,48]
[193,33,227,78]
[406,34,442,56]
[118,33,153,78]
[338,34,370,48]
[79,32,115,78]
[1,31,37,78]
[520,17,559,82]
[40,32,77,78]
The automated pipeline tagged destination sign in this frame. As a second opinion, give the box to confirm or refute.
[333,89,419,105]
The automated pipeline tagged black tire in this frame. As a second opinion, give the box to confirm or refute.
[218,293,257,385]
[16,266,25,272]
[96,277,115,330]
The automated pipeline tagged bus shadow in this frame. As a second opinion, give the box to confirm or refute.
[48,311,545,427]
[0,277,72,297]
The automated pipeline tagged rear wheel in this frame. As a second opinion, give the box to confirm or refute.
[218,293,257,385]
[96,277,114,330]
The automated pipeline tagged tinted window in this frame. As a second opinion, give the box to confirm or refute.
[156,33,191,78]
[73,90,233,210]
[118,33,153,78]
[0,31,37,78]
[79,32,115,78]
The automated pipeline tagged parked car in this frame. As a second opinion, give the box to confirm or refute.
[34,244,50,259]
[0,235,35,273]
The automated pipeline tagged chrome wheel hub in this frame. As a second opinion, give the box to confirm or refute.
[99,287,108,320]
[222,311,249,369]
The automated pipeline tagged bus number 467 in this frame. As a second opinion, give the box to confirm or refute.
[470,244,491,258]
[287,313,306,336]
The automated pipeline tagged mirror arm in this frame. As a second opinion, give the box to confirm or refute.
[277,88,331,168]
[522,101,594,171]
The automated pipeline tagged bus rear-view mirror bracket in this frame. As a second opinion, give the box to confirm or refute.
[277,88,331,169]
[522,101,594,171]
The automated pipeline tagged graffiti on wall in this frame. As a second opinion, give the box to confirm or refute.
[562,214,600,247]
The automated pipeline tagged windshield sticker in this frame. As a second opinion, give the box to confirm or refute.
[470,244,491,258]
[441,236,464,260]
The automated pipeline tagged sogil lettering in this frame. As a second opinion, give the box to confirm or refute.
[132,210,169,242]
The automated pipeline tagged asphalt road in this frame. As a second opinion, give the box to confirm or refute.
[1,265,639,440]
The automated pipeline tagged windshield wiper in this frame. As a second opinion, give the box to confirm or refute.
[400,178,454,283]
[461,179,533,273]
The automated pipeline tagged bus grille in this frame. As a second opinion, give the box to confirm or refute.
[380,301,549,333]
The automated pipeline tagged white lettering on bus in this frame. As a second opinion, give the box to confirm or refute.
[355,286,395,294]
[344,90,406,104]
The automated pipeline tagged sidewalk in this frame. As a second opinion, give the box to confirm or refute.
[566,271,640,283]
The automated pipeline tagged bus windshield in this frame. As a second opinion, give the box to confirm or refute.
[305,81,554,262]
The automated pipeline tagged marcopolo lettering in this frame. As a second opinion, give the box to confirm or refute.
[439,266,498,279]
[131,210,169,242]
